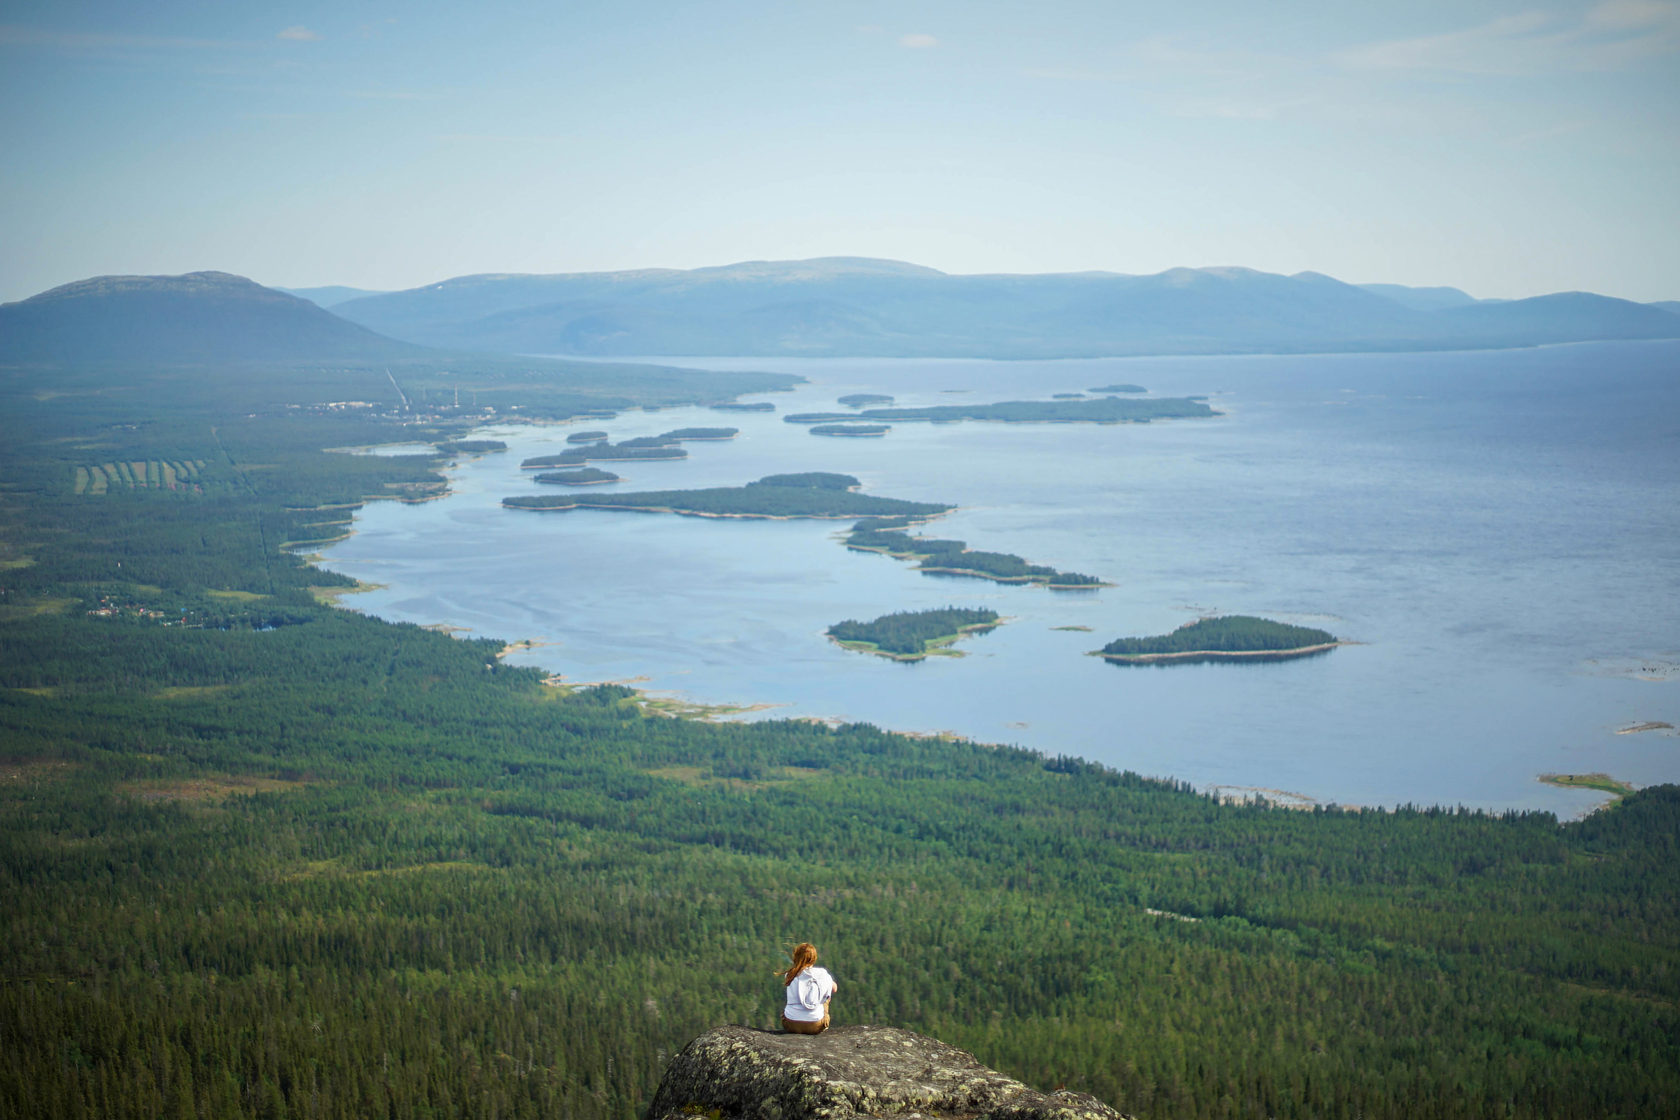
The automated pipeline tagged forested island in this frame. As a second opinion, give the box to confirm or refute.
[659,426,738,440]
[811,423,891,437]
[565,429,609,443]
[711,401,775,412]
[504,472,954,519]
[827,607,1001,661]
[521,442,688,467]
[846,521,1105,588]
[785,395,1217,425]
[534,467,621,485]
[433,439,507,455]
[1052,392,1086,400]
[839,393,894,407]
[1090,383,1147,394]
[1098,615,1340,663]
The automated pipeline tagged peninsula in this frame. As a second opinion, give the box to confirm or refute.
[827,607,1001,661]
[434,439,507,455]
[504,472,953,519]
[522,442,688,468]
[845,523,1105,588]
[785,395,1216,426]
[811,423,890,437]
[659,427,738,441]
[535,468,620,486]
[1098,616,1339,663]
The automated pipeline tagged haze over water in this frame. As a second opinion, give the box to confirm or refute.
[320,340,1680,817]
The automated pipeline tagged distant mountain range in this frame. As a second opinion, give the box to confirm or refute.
[325,257,1680,359]
[4,261,1675,367]
[277,285,390,309]
[0,272,419,364]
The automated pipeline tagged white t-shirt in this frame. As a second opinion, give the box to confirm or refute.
[782,966,835,1022]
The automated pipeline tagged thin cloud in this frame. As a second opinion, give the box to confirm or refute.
[277,26,323,43]
[900,33,939,49]
[1337,2,1680,75]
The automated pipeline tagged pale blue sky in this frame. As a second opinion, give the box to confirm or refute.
[3,1,1677,302]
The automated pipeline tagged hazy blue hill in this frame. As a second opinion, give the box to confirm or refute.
[1356,282,1482,311]
[0,272,422,364]
[1434,291,1680,346]
[332,257,1679,358]
[277,285,390,308]
[1649,300,1680,316]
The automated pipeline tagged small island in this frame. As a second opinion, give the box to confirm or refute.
[828,607,1001,661]
[659,427,739,441]
[522,442,688,468]
[434,439,507,455]
[534,468,620,486]
[845,525,1105,588]
[1090,383,1147,394]
[711,401,775,412]
[565,430,610,444]
[504,472,953,519]
[784,395,1216,426]
[1097,616,1339,664]
[838,393,895,407]
[1052,393,1087,400]
[811,423,891,437]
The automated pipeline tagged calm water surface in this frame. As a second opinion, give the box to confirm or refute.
[319,342,1680,816]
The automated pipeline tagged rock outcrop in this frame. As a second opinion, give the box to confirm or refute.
[645,1024,1127,1120]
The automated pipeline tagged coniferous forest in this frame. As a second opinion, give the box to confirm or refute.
[1,356,1677,1120]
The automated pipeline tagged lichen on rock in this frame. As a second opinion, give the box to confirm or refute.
[644,1024,1128,1120]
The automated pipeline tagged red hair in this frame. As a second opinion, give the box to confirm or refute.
[780,942,818,986]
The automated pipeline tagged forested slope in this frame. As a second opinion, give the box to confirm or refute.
[1,356,1676,1120]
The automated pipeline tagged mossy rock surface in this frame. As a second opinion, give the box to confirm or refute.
[645,1024,1128,1120]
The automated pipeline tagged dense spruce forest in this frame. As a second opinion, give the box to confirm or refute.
[1101,617,1338,661]
[827,607,1001,659]
[1,353,1677,1120]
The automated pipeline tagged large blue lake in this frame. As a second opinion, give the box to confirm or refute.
[319,342,1680,816]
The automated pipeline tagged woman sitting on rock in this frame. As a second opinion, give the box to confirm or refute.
[780,942,837,1034]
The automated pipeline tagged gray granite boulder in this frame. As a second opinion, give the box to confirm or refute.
[645,1024,1127,1120]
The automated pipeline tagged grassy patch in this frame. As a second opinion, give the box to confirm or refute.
[644,764,827,791]
[153,685,234,701]
[1540,772,1636,799]
[0,596,77,620]
[117,775,313,803]
[206,589,268,602]
[0,759,77,786]
[309,580,384,604]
